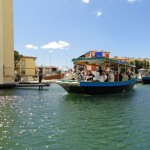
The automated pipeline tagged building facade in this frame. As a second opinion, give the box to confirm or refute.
[37,66,59,76]
[80,50,110,71]
[0,0,14,84]
[18,56,37,77]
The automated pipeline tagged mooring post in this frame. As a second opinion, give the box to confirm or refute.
[39,85,41,90]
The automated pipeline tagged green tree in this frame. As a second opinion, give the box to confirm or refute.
[130,59,149,73]
[14,50,22,67]
[143,59,149,69]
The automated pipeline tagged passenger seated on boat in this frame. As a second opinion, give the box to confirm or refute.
[81,71,86,80]
[108,70,114,82]
[127,72,131,80]
[114,72,122,81]
[86,70,95,81]
[69,69,76,80]
[105,71,109,82]
[118,72,123,81]
[127,71,134,80]
[98,66,103,76]
[76,70,82,80]
[64,70,70,79]
[114,72,118,81]
[64,69,74,80]
[99,72,107,82]
[93,71,100,81]
[122,73,129,81]
[148,70,150,76]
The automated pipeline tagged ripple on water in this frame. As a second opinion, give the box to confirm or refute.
[0,84,150,149]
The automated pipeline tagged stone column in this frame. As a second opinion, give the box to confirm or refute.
[0,0,14,84]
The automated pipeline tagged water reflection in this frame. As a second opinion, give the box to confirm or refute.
[0,83,150,149]
[64,91,134,100]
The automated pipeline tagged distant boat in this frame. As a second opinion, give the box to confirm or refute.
[44,73,64,80]
[56,57,137,95]
[142,76,150,84]
[142,69,150,84]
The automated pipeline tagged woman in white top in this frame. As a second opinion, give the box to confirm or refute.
[99,72,107,82]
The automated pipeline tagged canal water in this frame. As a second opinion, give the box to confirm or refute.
[0,83,150,150]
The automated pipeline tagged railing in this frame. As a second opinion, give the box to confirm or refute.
[14,67,37,82]
[14,67,60,82]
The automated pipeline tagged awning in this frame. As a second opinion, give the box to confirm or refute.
[72,57,135,68]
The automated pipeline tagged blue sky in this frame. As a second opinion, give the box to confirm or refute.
[14,0,150,68]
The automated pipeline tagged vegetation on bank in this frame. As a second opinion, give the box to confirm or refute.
[130,59,149,73]
[14,50,22,67]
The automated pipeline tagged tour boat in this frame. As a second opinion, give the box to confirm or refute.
[56,57,137,95]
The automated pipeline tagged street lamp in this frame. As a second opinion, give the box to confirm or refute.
[49,50,53,74]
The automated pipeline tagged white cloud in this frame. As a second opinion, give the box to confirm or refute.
[93,11,102,17]
[82,0,90,4]
[128,0,140,4]
[25,44,38,49]
[96,11,102,17]
[41,41,70,49]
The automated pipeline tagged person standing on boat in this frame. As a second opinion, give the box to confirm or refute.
[64,70,70,79]
[119,72,123,81]
[38,68,43,83]
[68,69,75,80]
[98,66,103,76]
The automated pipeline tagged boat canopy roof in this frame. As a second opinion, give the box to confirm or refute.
[72,57,136,68]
